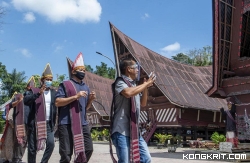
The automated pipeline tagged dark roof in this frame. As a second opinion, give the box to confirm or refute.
[110,23,227,111]
[84,71,114,116]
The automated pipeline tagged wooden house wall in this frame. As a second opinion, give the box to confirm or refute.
[178,108,225,127]
[215,111,224,123]
[179,108,197,122]
[199,110,214,122]
[154,108,178,125]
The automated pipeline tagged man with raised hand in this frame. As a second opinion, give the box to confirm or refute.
[110,58,155,163]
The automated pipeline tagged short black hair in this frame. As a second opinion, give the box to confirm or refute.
[119,58,136,75]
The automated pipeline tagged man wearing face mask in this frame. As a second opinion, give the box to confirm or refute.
[55,52,96,163]
[24,63,57,163]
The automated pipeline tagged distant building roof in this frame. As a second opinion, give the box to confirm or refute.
[84,71,114,116]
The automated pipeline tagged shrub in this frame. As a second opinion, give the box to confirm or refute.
[211,132,226,144]
[101,128,109,137]
[91,129,101,141]
[154,133,172,144]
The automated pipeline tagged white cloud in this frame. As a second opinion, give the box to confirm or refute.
[92,41,97,45]
[1,1,10,8]
[141,13,149,19]
[11,0,102,23]
[52,42,64,53]
[160,42,181,58]
[23,12,36,23]
[161,42,180,53]
[0,30,4,34]
[16,48,32,57]
[54,45,63,53]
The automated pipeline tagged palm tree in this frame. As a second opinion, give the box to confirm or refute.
[1,68,27,98]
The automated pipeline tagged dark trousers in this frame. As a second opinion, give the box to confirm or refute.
[27,122,55,163]
[12,129,27,163]
[58,124,93,163]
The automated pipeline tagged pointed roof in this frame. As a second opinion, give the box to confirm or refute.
[72,52,85,70]
[109,22,227,111]
[66,57,74,79]
[42,63,53,79]
[27,76,36,88]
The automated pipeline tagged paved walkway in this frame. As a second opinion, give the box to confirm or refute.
[0,141,234,163]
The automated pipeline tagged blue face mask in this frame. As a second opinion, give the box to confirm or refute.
[45,80,52,88]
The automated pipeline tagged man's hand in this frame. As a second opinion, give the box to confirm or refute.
[39,84,46,94]
[89,91,96,101]
[18,94,24,102]
[76,91,88,99]
[144,72,156,88]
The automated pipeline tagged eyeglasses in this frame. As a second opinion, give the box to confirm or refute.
[129,64,138,69]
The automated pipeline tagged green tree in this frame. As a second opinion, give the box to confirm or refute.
[52,74,67,88]
[0,62,8,96]
[107,67,115,79]
[32,74,41,87]
[0,62,7,79]
[201,45,212,65]
[172,45,213,66]
[1,68,26,101]
[85,63,115,79]
[57,74,67,82]
[94,62,115,79]
[95,62,109,78]
[85,65,94,73]
[171,53,192,64]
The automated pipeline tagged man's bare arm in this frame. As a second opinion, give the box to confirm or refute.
[11,94,24,108]
[55,96,78,107]
[121,82,148,98]
[121,76,154,98]
[140,88,148,107]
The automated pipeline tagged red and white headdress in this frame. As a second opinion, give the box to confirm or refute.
[72,52,85,70]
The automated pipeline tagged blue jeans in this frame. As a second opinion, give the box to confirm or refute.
[111,132,151,163]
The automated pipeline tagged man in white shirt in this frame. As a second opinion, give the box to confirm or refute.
[24,63,57,163]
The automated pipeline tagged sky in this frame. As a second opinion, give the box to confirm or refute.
[0,0,213,81]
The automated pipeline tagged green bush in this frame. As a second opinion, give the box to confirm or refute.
[101,128,109,137]
[91,129,101,141]
[211,132,226,144]
[154,133,172,144]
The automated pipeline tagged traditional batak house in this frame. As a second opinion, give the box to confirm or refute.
[109,22,228,143]
[207,0,250,141]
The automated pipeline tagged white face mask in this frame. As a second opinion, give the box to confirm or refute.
[45,80,52,88]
